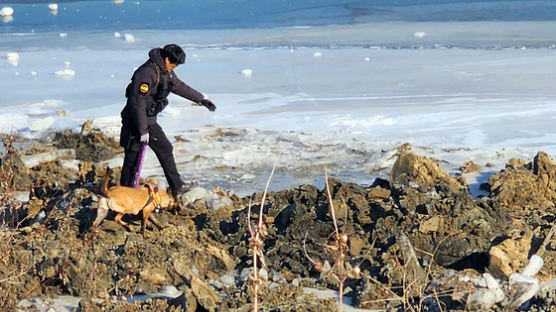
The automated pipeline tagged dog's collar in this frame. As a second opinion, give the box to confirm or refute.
[144,184,162,210]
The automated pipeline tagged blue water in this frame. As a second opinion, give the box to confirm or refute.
[3,0,556,34]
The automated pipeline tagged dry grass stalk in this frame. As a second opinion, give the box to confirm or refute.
[247,163,276,311]
[362,232,463,311]
[304,169,360,312]
[0,134,29,310]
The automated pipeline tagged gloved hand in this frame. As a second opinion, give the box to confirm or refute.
[200,99,216,112]
[140,133,149,143]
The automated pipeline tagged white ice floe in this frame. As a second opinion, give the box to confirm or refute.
[483,273,500,290]
[5,52,19,66]
[482,273,505,304]
[114,31,121,38]
[509,273,538,285]
[240,68,252,77]
[54,69,76,78]
[49,3,58,15]
[364,57,370,62]
[302,287,370,312]
[521,254,543,277]
[29,116,56,132]
[313,51,322,57]
[54,61,75,78]
[0,7,14,17]
[18,296,82,312]
[414,31,427,38]
[59,32,68,38]
[239,173,256,180]
[541,278,556,290]
[331,114,396,128]
[113,0,125,3]
[20,149,75,168]
[469,254,546,310]
[42,99,65,108]
[124,33,135,43]
[1,15,13,23]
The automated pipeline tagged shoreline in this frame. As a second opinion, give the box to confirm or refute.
[1,127,556,311]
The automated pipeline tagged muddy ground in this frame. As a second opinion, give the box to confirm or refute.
[1,128,555,311]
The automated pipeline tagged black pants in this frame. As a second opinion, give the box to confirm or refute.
[120,122,183,194]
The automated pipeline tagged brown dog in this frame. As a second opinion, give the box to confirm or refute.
[92,167,177,237]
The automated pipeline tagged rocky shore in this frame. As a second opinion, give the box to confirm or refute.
[1,126,556,311]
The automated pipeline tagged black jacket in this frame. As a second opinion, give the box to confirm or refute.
[121,48,204,135]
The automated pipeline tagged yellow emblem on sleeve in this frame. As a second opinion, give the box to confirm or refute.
[140,83,149,93]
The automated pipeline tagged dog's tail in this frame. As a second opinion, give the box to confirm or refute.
[102,166,111,197]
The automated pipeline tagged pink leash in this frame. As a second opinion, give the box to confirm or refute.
[134,142,147,189]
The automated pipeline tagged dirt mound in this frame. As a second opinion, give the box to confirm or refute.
[52,121,122,162]
[1,139,556,311]
[391,143,466,192]
[486,151,556,215]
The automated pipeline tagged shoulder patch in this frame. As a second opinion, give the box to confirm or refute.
[139,83,149,94]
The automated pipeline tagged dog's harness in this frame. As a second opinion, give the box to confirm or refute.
[142,184,162,211]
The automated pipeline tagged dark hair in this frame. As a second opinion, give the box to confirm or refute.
[161,44,186,65]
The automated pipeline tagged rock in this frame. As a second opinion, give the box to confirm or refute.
[207,193,234,210]
[173,254,221,311]
[367,187,390,199]
[487,151,556,214]
[460,160,481,174]
[506,158,525,169]
[180,186,210,206]
[395,232,427,297]
[390,143,465,191]
[418,215,444,234]
[140,267,167,285]
[349,236,364,257]
[52,128,122,162]
[488,231,532,278]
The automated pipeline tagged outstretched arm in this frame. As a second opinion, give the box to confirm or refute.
[171,75,216,111]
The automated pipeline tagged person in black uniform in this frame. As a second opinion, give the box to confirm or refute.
[119,44,216,196]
